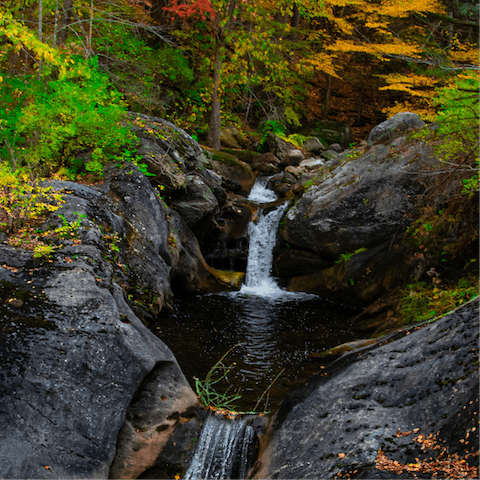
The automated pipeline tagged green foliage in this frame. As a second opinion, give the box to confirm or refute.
[13,56,134,177]
[194,345,242,411]
[260,120,286,136]
[54,212,86,239]
[399,274,479,325]
[0,165,64,233]
[433,75,479,196]
[335,247,367,264]
[33,243,54,259]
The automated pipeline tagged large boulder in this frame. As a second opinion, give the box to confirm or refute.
[170,174,220,242]
[281,132,436,262]
[265,133,298,165]
[253,298,479,479]
[129,113,208,173]
[0,247,196,479]
[368,112,425,146]
[288,242,409,306]
[169,210,244,293]
[202,195,254,271]
[0,163,246,478]
[302,136,326,155]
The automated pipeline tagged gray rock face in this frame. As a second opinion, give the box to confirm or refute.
[170,174,220,242]
[129,112,206,171]
[254,298,479,479]
[0,244,197,479]
[281,135,435,261]
[302,137,325,154]
[368,112,425,146]
[0,165,225,479]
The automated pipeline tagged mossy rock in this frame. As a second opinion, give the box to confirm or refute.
[209,150,255,195]
[222,148,261,165]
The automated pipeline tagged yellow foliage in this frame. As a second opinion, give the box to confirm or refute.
[382,100,437,122]
[303,52,341,79]
[379,73,439,96]
[0,10,69,74]
[363,0,445,17]
[328,40,421,60]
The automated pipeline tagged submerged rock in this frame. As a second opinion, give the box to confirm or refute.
[254,298,479,479]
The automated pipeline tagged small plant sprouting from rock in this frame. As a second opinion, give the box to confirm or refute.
[55,212,86,239]
[334,247,367,264]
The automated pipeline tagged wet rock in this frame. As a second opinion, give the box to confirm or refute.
[170,174,220,242]
[288,242,409,306]
[169,211,242,294]
[0,162,243,478]
[273,249,333,277]
[0,243,197,479]
[254,298,479,479]
[202,196,253,271]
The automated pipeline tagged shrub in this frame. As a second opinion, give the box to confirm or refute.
[5,56,135,177]
[0,165,64,233]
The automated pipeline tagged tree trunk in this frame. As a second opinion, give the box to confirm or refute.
[87,0,93,53]
[58,0,74,45]
[206,0,236,150]
[207,43,222,150]
[291,3,301,28]
[322,74,332,120]
[38,0,43,41]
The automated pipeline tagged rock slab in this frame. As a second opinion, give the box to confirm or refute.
[254,298,479,479]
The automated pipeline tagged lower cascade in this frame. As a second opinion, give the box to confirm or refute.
[184,414,257,480]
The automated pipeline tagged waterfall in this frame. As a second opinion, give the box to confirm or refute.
[240,177,288,296]
[184,414,257,480]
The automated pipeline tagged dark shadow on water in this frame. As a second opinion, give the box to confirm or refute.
[156,292,365,412]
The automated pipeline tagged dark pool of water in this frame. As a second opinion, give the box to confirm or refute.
[156,292,365,412]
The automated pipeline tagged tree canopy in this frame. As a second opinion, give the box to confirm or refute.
[0,0,478,171]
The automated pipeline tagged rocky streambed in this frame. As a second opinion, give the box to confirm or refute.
[0,113,478,479]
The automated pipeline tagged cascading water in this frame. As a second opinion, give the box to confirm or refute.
[184,415,257,480]
[240,177,288,296]
[160,176,364,478]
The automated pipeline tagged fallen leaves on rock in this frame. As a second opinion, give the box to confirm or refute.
[376,430,479,479]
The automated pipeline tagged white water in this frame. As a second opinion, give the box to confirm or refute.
[239,177,288,297]
[184,415,255,479]
[247,176,278,203]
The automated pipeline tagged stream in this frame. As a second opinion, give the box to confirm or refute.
[157,177,364,413]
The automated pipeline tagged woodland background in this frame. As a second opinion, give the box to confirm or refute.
[0,0,478,177]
